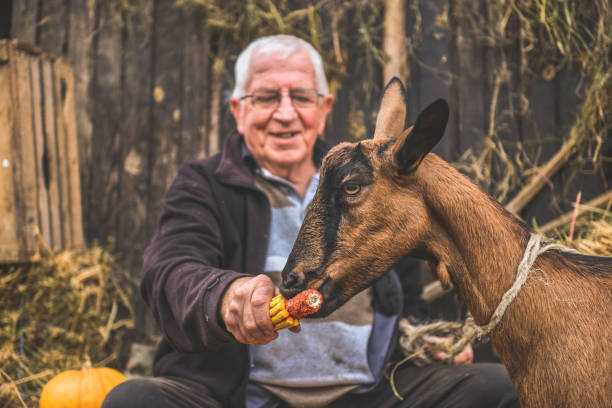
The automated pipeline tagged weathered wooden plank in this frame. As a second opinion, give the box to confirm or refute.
[117,5,152,253]
[504,12,524,147]
[10,0,38,44]
[524,72,557,162]
[553,67,603,210]
[56,60,86,249]
[0,54,20,261]
[505,130,582,215]
[504,66,604,221]
[41,57,64,250]
[147,0,184,239]
[328,4,383,145]
[53,59,74,248]
[518,62,558,224]
[0,41,8,62]
[216,60,235,148]
[89,0,123,244]
[30,58,53,247]
[0,3,11,39]
[484,8,524,203]
[453,0,487,154]
[207,57,224,157]
[117,0,155,337]
[404,1,421,130]
[38,0,67,56]
[1,41,87,261]
[556,68,581,140]
[10,48,41,257]
[179,7,207,163]
[328,84,350,145]
[67,0,95,200]
[415,0,456,161]
[198,24,211,159]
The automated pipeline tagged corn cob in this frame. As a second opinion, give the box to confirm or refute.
[269,289,323,331]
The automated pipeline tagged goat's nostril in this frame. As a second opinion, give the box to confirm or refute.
[280,272,305,297]
[284,272,300,288]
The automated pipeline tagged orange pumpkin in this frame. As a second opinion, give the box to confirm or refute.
[39,364,127,408]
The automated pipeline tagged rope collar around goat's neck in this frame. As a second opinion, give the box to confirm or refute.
[390,233,572,400]
[450,233,571,353]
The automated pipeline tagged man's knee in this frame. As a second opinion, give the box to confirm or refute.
[455,363,520,408]
[102,378,165,408]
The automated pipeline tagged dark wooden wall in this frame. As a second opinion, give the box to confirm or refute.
[8,0,609,338]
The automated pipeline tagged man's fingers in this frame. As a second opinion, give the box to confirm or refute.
[248,275,276,339]
[231,301,269,345]
[426,335,449,361]
[429,345,474,364]
[250,277,276,335]
[222,274,279,344]
[453,344,474,364]
[430,350,449,361]
[243,296,276,342]
[425,336,473,364]
[252,306,275,337]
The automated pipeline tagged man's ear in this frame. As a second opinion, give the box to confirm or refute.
[230,98,244,134]
[316,94,334,135]
[393,98,449,174]
[373,77,408,140]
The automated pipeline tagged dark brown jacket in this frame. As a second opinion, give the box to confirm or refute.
[141,131,426,407]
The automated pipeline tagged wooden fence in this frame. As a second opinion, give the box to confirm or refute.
[0,40,84,262]
[7,0,609,335]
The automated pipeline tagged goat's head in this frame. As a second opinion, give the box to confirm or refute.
[280,78,449,316]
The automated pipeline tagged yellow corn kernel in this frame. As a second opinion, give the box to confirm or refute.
[271,309,289,324]
[269,294,300,330]
[274,317,299,330]
[270,295,283,308]
[269,300,285,317]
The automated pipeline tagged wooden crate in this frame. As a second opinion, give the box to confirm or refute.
[0,40,84,263]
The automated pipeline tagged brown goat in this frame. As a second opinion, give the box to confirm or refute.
[280,78,612,407]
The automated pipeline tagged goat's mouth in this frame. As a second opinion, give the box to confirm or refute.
[279,275,345,318]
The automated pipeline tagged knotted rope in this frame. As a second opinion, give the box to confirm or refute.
[390,233,573,400]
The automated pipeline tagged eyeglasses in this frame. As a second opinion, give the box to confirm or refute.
[240,88,323,110]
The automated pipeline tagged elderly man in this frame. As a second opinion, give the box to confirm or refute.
[103,35,519,407]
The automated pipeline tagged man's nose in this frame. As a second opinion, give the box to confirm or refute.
[272,93,299,122]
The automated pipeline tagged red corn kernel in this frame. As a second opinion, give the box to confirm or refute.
[285,289,323,319]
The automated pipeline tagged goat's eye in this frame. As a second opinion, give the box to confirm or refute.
[343,183,361,195]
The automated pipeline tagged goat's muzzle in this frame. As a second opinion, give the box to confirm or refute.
[279,271,304,297]
[279,272,344,317]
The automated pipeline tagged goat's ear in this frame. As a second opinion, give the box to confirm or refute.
[393,98,449,174]
[373,77,408,140]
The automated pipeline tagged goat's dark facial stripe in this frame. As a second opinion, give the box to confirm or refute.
[316,144,374,271]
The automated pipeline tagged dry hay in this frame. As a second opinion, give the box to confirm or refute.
[548,203,612,257]
[0,246,135,407]
[452,0,610,208]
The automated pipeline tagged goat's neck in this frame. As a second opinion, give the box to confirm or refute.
[417,155,530,325]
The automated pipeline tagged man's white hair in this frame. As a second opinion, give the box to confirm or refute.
[231,34,329,98]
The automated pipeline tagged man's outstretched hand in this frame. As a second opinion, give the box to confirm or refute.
[220,275,300,345]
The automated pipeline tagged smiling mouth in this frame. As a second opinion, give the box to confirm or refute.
[271,131,299,139]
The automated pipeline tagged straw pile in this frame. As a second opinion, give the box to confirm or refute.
[0,246,135,407]
[549,204,612,257]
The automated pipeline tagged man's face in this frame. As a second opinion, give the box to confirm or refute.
[230,50,333,174]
